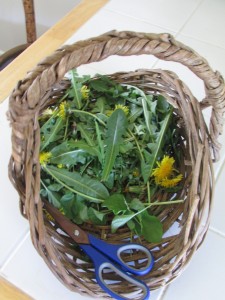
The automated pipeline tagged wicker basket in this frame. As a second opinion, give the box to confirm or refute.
[8,31,225,298]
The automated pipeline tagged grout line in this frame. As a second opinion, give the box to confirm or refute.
[105,0,206,41]
[104,7,177,33]
[174,0,225,51]
[208,226,225,239]
[150,58,160,70]
[157,227,225,300]
[175,32,225,51]
[0,230,30,272]
[144,0,206,71]
[174,0,205,38]
[214,152,225,182]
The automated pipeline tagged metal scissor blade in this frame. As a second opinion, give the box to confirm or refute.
[43,199,89,244]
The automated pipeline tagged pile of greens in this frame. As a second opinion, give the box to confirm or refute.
[39,70,183,243]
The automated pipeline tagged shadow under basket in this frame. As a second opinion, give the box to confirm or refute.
[8,31,225,299]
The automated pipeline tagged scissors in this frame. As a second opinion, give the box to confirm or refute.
[43,200,154,300]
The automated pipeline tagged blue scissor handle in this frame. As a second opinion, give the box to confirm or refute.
[88,234,154,276]
[80,243,150,300]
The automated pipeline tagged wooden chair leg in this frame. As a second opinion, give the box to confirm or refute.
[23,0,37,44]
[0,0,37,71]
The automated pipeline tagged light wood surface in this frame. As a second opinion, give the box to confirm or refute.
[0,276,33,300]
[0,0,107,297]
[0,0,109,102]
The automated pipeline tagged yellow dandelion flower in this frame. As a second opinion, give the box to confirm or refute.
[57,164,64,169]
[106,110,113,116]
[81,85,90,100]
[58,101,67,120]
[151,156,182,188]
[39,152,52,166]
[114,104,129,116]
[132,169,140,177]
[152,156,175,184]
[160,174,183,188]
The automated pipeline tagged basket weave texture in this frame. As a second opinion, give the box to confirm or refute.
[8,31,225,298]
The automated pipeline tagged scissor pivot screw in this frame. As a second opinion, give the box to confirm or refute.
[74,230,80,236]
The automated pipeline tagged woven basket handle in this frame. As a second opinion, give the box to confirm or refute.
[9,31,225,166]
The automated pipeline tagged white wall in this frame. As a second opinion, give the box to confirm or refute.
[0,0,81,52]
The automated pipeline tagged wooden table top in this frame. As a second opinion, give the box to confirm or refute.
[0,0,108,103]
[0,1,108,297]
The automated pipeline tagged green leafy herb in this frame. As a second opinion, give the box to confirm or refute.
[111,213,135,233]
[44,165,109,202]
[70,69,83,109]
[39,70,184,243]
[141,212,163,243]
[104,194,128,214]
[102,109,127,181]
[41,117,64,151]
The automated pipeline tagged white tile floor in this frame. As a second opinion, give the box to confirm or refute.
[1,0,225,299]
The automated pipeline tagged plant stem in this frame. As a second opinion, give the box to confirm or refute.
[147,181,151,204]
[123,83,155,142]
[127,129,144,161]
[95,120,104,165]
[131,199,184,221]
[40,117,63,151]
[40,179,48,190]
[125,136,135,143]
[70,109,106,126]
[63,116,69,141]
[148,106,174,176]
[144,199,184,206]
[80,159,94,175]
[70,70,82,109]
